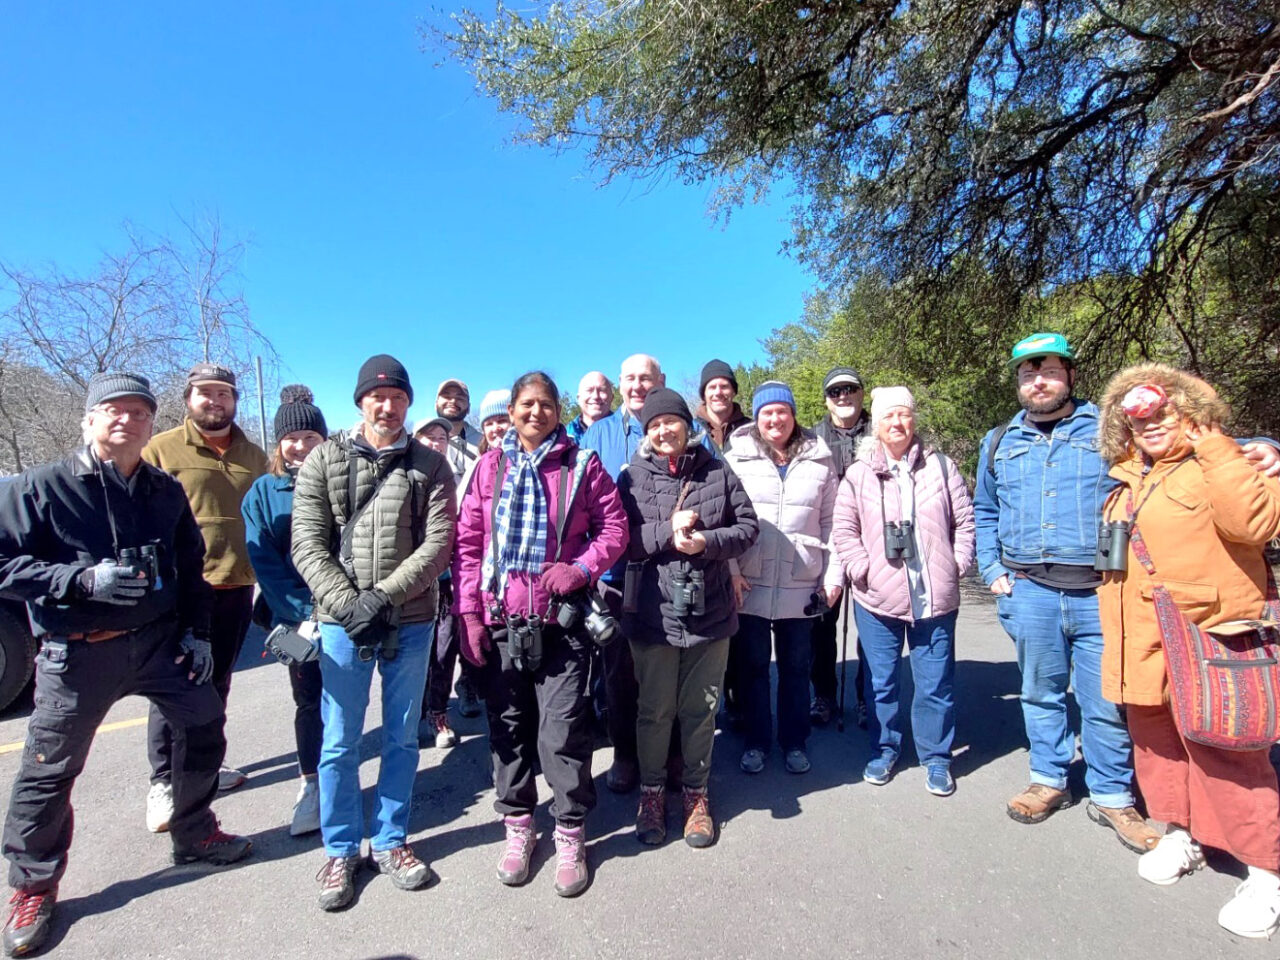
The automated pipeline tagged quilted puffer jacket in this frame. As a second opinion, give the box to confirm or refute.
[291,428,456,624]
[723,425,842,621]
[833,436,975,622]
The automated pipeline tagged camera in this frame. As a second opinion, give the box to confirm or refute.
[670,568,706,618]
[552,591,620,646]
[883,520,916,561]
[506,613,544,673]
[1094,520,1130,573]
[803,591,829,617]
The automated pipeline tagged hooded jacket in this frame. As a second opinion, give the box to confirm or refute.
[617,441,758,647]
[723,424,842,620]
[833,436,976,622]
[452,428,629,624]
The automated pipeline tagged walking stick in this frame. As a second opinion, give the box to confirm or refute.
[837,589,850,733]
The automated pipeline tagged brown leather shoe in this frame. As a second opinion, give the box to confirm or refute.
[1086,802,1161,853]
[682,788,715,849]
[1006,783,1073,823]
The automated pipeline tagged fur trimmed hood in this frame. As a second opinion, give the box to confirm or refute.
[1098,362,1230,463]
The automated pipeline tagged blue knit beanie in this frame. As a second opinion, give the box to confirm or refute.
[751,380,796,418]
[478,389,511,423]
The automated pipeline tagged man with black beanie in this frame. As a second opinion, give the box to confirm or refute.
[693,359,749,457]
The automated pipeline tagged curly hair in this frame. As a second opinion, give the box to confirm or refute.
[1098,362,1230,463]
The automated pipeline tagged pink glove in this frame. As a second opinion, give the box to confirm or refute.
[539,561,590,596]
[460,613,493,668]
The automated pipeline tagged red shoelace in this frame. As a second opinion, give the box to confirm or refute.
[7,890,50,930]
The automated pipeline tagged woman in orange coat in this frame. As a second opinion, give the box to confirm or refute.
[1097,362,1280,939]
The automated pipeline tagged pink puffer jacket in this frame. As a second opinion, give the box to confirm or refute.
[833,437,976,622]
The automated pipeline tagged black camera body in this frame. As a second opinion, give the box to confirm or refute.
[803,591,830,617]
[1094,520,1131,573]
[883,521,916,561]
[669,568,706,618]
[553,591,620,646]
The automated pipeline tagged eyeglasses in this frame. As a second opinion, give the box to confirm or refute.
[97,404,153,423]
[826,385,861,399]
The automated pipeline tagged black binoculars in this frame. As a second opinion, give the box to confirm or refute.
[803,591,830,617]
[1094,520,1130,573]
[883,520,916,561]
[506,614,544,673]
[356,627,399,663]
[118,542,161,589]
[670,568,706,618]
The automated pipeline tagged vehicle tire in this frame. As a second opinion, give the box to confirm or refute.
[0,604,36,712]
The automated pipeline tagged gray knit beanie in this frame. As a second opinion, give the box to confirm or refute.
[85,372,157,412]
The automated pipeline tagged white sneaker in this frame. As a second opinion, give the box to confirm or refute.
[289,778,321,837]
[1137,829,1205,885]
[1218,868,1280,939]
[218,766,247,792]
[429,712,458,749]
[146,782,173,833]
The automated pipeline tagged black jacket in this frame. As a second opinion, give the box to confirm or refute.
[0,447,213,637]
[617,443,758,647]
[814,411,871,480]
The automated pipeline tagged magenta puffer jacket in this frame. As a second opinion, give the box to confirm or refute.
[833,437,975,622]
[452,429,629,624]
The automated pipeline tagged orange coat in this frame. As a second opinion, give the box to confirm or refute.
[1098,433,1280,706]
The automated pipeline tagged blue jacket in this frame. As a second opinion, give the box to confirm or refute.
[974,401,1111,585]
[581,409,644,582]
[242,471,313,626]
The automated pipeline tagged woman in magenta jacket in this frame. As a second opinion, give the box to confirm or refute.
[452,371,628,898]
[832,387,975,797]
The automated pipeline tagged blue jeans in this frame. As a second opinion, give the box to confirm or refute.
[994,576,1133,808]
[318,620,432,857]
[738,615,811,753]
[853,604,956,767]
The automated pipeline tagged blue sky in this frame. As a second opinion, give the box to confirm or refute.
[0,2,814,427]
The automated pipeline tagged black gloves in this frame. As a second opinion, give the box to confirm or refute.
[340,589,394,642]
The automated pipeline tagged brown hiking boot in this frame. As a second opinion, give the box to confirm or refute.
[1006,784,1073,824]
[1086,802,1161,853]
[635,785,666,845]
[682,787,715,849]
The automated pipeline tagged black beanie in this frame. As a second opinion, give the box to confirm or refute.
[699,359,738,399]
[641,387,693,431]
[273,385,328,444]
[353,354,413,406]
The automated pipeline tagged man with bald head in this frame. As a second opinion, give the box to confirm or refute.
[567,371,615,444]
[582,354,665,792]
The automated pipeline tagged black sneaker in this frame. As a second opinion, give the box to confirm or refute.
[3,889,54,957]
[316,855,362,911]
[456,675,482,719]
[172,822,253,865]
[370,845,431,891]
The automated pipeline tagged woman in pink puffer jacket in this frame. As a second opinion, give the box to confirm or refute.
[832,387,974,797]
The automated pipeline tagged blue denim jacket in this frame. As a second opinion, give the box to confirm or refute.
[974,401,1112,585]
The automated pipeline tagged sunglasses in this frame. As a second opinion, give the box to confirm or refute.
[826,385,861,399]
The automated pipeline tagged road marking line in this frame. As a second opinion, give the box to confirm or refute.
[0,716,147,754]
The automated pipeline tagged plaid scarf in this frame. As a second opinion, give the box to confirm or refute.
[486,426,560,599]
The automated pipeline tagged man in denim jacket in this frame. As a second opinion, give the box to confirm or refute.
[976,333,1278,853]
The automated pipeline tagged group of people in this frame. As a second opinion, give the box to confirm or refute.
[1,335,1279,956]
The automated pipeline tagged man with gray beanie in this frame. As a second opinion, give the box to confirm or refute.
[0,372,251,956]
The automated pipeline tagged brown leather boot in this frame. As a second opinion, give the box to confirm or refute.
[682,787,715,848]
[1006,783,1073,823]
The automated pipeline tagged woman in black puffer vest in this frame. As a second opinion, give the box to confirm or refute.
[617,388,758,849]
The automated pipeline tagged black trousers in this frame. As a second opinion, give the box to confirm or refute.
[486,625,595,826]
[597,581,638,762]
[289,659,322,777]
[422,609,487,717]
[3,621,226,893]
[810,602,866,708]
[148,585,252,782]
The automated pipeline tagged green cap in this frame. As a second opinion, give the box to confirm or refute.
[1008,332,1074,370]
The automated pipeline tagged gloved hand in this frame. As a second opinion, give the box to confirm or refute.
[459,613,492,668]
[78,560,149,606]
[341,588,393,642]
[539,561,590,597]
[176,632,214,684]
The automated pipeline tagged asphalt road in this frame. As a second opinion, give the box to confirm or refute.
[0,596,1268,959]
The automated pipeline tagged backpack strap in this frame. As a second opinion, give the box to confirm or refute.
[985,422,1010,480]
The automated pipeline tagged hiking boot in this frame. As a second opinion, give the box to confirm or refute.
[1138,829,1205,886]
[635,786,666,845]
[456,674,482,718]
[682,788,715,849]
[739,749,765,775]
[146,781,173,834]
[1086,802,1160,853]
[925,763,955,797]
[552,824,589,897]
[496,814,535,886]
[1006,783,1072,823]
[1219,869,1280,939]
[785,749,811,774]
[290,778,321,837]
[217,766,246,792]
[429,711,457,749]
[3,889,54,958]
[172,821,253,865]
[606,757,637,793]
[809,696,833,726]
[863,750,896,786]
[371,845,431,891]
[316,855,361,911]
